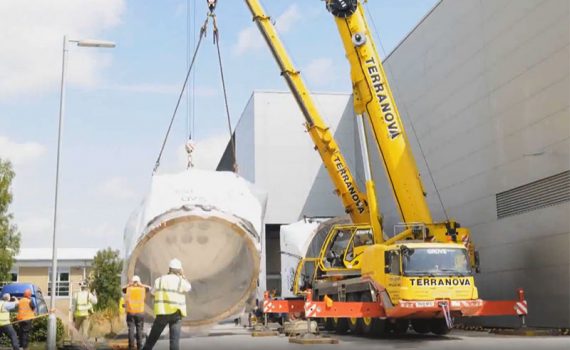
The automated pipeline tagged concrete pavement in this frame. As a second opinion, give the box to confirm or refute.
[145,323,570,350]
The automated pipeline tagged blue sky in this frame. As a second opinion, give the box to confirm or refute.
[0,0,437,251]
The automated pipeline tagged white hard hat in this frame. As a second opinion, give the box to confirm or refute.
[132,275,141,283]
[169,258,182,270]
[2,293,10,301]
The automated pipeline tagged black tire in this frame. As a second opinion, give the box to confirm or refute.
[359,293,375,336]
[324,317,335,331]
[411,319,430,334]
[370,318,389,338]
[390,319,409,335]
[429,318,452,335]
[347,293,363,334]
[333,317,349,334]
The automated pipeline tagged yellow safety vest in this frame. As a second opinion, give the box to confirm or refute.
[74,291,92,317]
[0,301,11,326]
[153,276,187,317]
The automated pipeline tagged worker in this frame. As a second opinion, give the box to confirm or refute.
[72,280,97,340]
[0,293,20,350]
[123,275,151,350]
[16,289,35,350]
[142,259,191,350]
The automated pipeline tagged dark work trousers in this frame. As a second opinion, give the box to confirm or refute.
[0,324,20,350]
[17,320,32,349]
[142,311,182,350]
[126,313,145,350]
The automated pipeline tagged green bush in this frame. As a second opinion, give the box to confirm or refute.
[28,316,64,342]
[90,248,122,312]
[0,316,64,346]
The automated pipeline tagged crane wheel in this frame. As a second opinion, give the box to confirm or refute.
[360,293,374,336]
[347,293,363,334]
[370,318,389,338]
[324,317,335,331]
[429,318,451,335]
[390,319,409,335]
[411,319,430,334]
[333,317,349,334]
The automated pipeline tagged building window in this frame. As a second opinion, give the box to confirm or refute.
[48,267,70,297]
[10,267,18,282]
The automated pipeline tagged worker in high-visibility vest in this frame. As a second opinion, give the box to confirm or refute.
[16,289,35,350]
[0,293,20,350]
[72,280,97,339]
[123,275,151,350]
[142,259,191,350]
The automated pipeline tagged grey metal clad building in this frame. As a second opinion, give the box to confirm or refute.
[218,0,570,327]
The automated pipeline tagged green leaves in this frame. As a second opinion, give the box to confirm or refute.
[90,248,122,313]
[0,158,20,282]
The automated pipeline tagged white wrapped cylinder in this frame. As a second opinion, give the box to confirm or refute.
[123,170,266,328]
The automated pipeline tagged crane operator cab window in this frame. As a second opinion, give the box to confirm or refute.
[345,228,374,262]
[324,229,352,268]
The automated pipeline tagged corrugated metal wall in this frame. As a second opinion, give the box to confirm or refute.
[375,0,570,327]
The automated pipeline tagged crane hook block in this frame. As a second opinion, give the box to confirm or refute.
[207,0,217,12]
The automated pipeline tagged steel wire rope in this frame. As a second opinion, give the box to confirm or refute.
[364,2,450,221]
[212,13,238,173]
[153,15,210,174]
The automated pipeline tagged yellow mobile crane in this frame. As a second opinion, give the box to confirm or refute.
[242,0,528,337]
[242,0,383,239]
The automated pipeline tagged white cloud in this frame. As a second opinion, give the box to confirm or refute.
[303,58,335,87]
[234,26,264,56]
[0,136,47,166]
[98,177,136,200]
[275,4,301,33]
[233,4,301,56]
[190,134,230,170]
[0,0,125,98]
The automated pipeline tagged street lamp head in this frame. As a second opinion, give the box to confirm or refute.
[75,39,116,48]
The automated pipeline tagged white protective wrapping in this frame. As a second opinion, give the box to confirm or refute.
[280,220,321,298]
[123,170,266,328]
[280,217,350,298]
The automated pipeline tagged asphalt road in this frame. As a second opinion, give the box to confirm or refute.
[146,324,570,350]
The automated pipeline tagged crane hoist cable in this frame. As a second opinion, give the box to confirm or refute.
[153,0,238,174]
[153,14,210,174]
[210,4,238,173]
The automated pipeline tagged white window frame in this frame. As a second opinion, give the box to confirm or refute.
[48,267,71,298]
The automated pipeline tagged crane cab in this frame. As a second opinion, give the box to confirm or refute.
[361,242,478,304]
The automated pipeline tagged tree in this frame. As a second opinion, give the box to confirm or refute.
[90,248,122,312]
[0,158,21,282]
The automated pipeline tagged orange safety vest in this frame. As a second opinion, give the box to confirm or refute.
[17,298,34,321]
[125,286,146,314]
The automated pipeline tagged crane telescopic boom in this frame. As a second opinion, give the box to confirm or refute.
[326,0,432,225]
[244,0,383,240]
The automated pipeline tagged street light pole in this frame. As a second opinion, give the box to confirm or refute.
[47,35,115,350]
